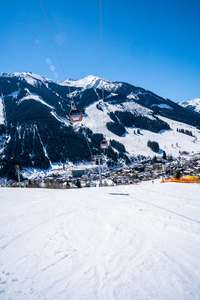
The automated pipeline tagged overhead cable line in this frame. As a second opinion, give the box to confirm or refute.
[40,0,67,80]
[39,0,95,159]
[100,0,104,92]
[39,0,76,110]
[99,0,108,151]
[99,0,104,104]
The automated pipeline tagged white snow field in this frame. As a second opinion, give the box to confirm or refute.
[80,99,200,158]
[0,181,200,300]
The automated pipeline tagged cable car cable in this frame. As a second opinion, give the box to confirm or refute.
[40,0,67,80]
[39,0,94,158]
[39,0,76,111]
[83,131,93,157]
[99,0,108,151]
[100,0,104,101]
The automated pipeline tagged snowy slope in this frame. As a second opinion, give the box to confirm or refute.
[17,93,54,109]
[179,98,200,113]
[81,101,200,157]
[0,181,200,300]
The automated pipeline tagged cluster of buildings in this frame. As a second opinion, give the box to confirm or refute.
[78,156,200,187]
[0,154,200,188]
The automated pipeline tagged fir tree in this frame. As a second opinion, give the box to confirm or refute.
[162,151,166,160]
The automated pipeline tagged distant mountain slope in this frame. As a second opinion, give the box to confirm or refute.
[179,98,200,114]
[60,75,200,128]
[0,72,200,177]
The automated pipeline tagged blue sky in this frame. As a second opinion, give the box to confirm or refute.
[0,0,200,102]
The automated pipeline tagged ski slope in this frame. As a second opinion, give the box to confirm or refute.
[81,99,200,157]
[0,181,200,300]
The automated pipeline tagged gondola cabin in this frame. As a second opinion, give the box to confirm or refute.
[100,140,109,149]
[69,109,83,122]
[102,165,107,172]
[91,158,96,165]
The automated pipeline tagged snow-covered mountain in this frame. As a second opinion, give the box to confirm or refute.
[0,72,200,177]
[59,75,124,92]
[179,98,200,114]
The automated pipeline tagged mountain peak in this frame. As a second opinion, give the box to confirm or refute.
[179,98,200,113]
[0,72,53,86]
[58,75,123,91]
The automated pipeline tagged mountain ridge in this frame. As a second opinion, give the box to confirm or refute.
[179,98,200,114]
[0,72,200,178]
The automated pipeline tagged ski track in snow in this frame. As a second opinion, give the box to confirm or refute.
[0,181,200,300]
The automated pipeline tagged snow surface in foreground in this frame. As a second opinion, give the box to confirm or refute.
[0,181,200,300]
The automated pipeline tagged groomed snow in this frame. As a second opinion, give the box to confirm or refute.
[0,181,200,300]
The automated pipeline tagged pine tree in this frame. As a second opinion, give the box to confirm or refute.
[175,169,181,179]
[162,151,166,160]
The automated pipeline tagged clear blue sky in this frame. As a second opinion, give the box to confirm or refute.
[1,0,200,102]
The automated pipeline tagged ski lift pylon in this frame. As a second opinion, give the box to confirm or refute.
[69,109,83,122]
[100,140,109,149]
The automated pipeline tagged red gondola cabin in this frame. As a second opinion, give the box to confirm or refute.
[69,109,83,122]
[100,140,109,149]
[91,158,96,165]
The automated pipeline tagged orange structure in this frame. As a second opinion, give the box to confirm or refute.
[161,175,200,184]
